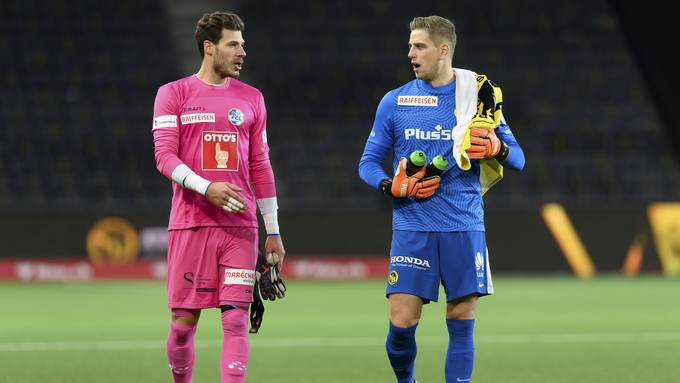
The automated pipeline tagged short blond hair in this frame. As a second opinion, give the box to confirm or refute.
[409,16,457,55]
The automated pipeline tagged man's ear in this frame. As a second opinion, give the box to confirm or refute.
[440,43,450,58]
[203,40,213,56]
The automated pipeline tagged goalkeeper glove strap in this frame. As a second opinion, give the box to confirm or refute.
[494,139,509,162]
[379,179,393,197]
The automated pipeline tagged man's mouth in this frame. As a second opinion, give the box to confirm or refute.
[412,63,421,71]
[234,62,243,70]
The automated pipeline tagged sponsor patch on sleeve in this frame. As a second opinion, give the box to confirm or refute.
[224,268,256,286]
[153,115,178,130]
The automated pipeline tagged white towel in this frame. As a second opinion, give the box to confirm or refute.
[451,68,478,171]
[450,68,504,195]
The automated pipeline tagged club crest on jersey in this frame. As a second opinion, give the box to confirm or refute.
[398,95,438,106]
[388,271,399,285]
[228,108,244,126]
[202,131,239,171]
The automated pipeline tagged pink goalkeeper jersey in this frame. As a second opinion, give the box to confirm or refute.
[153,75,276,230]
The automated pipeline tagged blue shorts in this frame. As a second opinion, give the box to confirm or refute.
[386,231,494,303]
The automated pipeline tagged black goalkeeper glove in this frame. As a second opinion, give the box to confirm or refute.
[255,251,287,301]
[249,250,287,334]
[249,283,265,334]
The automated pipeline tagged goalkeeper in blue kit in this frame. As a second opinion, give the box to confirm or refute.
[358,16,525,383]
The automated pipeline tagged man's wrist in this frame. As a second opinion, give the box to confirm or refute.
[257,197,280,235]
[171,164,212,195]
[494,139,509,161]
[379,179,393,197]
[203,182,213,196]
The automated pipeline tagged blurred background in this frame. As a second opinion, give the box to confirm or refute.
[1,0,679,272]
[1,1,679,382]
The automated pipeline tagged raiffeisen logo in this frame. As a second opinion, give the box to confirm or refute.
[404,124,452,140]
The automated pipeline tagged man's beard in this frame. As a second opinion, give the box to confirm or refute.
[214,61,238,78]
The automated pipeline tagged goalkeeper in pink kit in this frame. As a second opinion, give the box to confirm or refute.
[152,11,286,383]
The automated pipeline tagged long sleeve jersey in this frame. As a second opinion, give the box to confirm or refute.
[153,75,276,230]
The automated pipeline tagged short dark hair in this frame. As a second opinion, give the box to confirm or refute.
[195,11,245,58]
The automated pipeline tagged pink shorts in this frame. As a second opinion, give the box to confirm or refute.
[167,226,258,309]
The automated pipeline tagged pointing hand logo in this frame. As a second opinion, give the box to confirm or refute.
[216,142,229,168]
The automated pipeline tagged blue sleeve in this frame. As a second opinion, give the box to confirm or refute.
[358,91,396,189]
[496,114,525,171]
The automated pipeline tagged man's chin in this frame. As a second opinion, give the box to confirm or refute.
[216,68,240,79]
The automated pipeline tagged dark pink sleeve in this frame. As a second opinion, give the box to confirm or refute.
[152,85,183,179]
[250,93,277,198]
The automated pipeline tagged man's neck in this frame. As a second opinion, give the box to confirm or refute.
[428,65,455,87]
[196,62,227,85]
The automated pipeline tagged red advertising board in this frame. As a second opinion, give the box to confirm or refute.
[0,257,388,282]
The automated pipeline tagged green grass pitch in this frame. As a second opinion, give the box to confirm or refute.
[1,276,679,382]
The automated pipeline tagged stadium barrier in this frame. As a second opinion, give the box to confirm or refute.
[0,257,389,282]
[0,206,676,277]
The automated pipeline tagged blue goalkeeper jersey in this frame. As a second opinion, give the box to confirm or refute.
[358,78,524,232]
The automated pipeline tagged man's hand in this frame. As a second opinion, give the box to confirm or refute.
[265,235,285,269]
[249,241,285,333]
[416,176,440,198]
[255,243,286,301]
[387,157,441,198]
[466,127,501,159]
[205,182,246,213]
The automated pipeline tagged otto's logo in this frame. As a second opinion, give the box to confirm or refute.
[388,271,399,285]
[202,131,239,171]
[390,256,431,268]
[398,95,438,106]
[203,132,237,143]
[228,108,244,126]
[404,125,452,141]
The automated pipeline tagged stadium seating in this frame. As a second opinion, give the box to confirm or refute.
[2,0,678,212]
[0,0,178,211]
[242,0,680,209]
